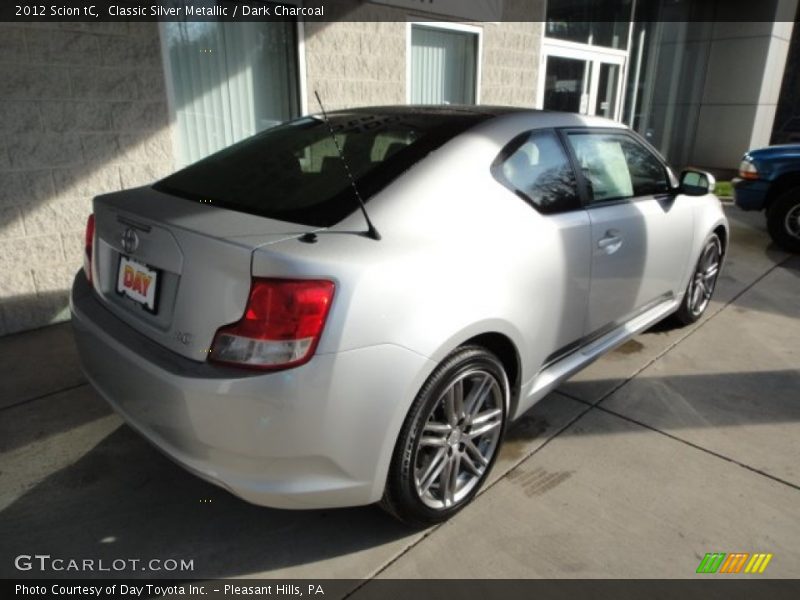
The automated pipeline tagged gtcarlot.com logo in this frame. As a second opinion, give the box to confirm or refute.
[696,552,773,574]
[14,554,194,573]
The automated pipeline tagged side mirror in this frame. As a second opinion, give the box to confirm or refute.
[679,169,716,196]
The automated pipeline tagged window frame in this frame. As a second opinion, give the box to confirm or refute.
[490,127,583,215]
[557,127,676,208]
[405,21,483,105]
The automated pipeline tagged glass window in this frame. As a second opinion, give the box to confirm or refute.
[155,111,488,227]
[410,25,478,105]
[567,132,670,203]
[545,0,633,50]
[595,63,620,118]
[619,136,672,196]
[623,19,715,166]
[544,56,592,114]
[492,130,580,214]
[163,21,300,166]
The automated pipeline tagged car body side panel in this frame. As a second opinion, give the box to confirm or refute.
[675,193,729,294]
[585,195,694,332]
[733,178,772,211]
[253,117,598,394]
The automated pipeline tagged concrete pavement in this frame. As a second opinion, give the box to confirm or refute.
[0,205,798,580]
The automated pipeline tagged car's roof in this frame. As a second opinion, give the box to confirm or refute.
[330,104,531,118]
[322,104,624,131]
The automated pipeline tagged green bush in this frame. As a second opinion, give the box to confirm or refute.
[714,181,733,197]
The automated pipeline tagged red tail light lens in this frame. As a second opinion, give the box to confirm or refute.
[209,278,335,370]
[84,214,95,283]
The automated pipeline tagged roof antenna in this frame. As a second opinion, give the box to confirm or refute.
[314,90,381,241]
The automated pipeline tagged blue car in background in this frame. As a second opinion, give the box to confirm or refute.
[734,145,800,253]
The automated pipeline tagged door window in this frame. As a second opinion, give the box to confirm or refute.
[541,49,624,120]
[492,130,580,214]
[567,132,670,203]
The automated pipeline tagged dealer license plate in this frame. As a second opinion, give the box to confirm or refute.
[116,255,159,312]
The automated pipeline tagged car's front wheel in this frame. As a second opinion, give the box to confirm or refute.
[381,345,508,526]
[767,188,800,253]
[674,233,723,325]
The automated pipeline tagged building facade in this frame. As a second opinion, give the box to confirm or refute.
[0,0,796,335]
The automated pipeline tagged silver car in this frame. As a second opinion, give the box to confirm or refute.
[71,106,728,525]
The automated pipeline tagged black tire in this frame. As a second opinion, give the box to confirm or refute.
[381,345,509,527]
[767,189,800,253]
[673,233,723,326]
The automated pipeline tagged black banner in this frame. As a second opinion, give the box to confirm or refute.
[4,579,800,600]
[5,1,327,22]
[0,0,796,23]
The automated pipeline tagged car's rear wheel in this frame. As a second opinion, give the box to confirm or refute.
[767,188,800,253]
[381,345,508,526]
[674,233,722,325]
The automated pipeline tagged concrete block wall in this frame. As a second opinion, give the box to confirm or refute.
[481,21,542,106]
[0,23,174,336]
[0,10,545,337]
[692,9,796,169]
[304,0,544,111]
[480,0,544,107]
[304,20,407,111]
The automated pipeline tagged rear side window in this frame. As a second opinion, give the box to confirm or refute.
[566,132,670,204]
[154,112,485,227]
[492,130,580,214]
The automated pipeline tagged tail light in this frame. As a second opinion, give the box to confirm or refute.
[83,214,95,283]
[209,278,335,370]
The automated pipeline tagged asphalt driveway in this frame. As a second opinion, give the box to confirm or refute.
[1,205,798,581]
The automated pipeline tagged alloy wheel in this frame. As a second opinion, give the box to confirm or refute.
[413,368,504,510]
[687,238,722,317]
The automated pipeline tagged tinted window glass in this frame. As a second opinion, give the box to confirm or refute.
[492,130,580,214]
[567,132,669,203]
[154,112,485,227]
[620,136,671,196]
[546,0,633,49]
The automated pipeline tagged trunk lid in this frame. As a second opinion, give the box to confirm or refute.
[91,186,318,361]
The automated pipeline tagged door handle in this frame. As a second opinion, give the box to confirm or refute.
[598,230,623,254]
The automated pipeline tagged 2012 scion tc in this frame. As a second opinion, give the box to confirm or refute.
[71,106,728,525]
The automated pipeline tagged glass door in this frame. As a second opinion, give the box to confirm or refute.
[594,63,621,119]
[543,55,592,114]
[539,42,626,120]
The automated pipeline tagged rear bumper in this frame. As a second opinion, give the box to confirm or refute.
[70,274,434,509]
[732,177,770,211]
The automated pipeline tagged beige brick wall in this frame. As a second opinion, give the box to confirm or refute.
[480,0,545,106]
[303,3,408,111]
[303,1,545,111]
[0,9,546,337]
[0,23,174,336]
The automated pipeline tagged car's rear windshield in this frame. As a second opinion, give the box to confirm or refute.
[154,111,487,227]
